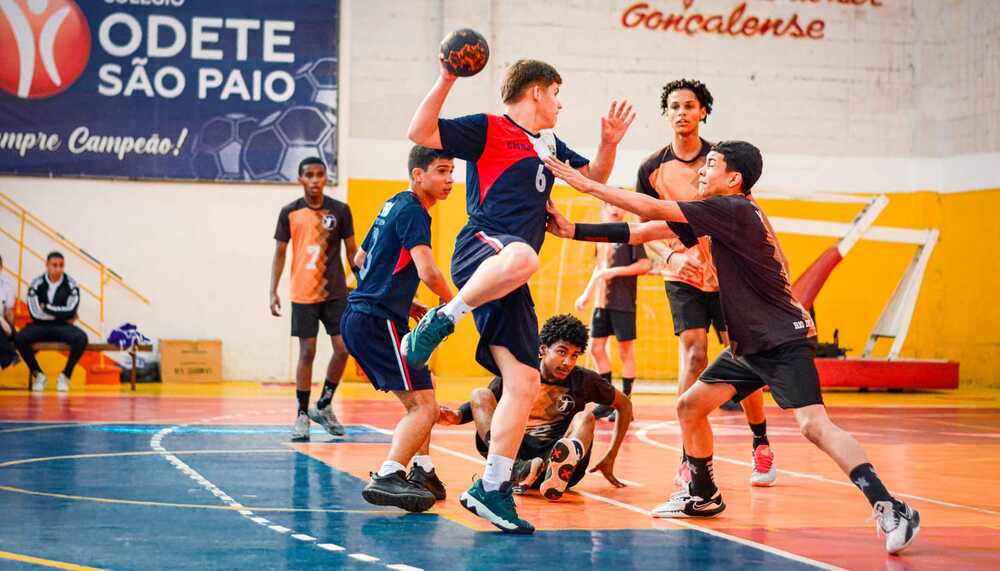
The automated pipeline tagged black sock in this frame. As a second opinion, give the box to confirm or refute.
[316,378,340,409]
[686,455,718,498]
[296,390,310,415]
[849,463,897,507]
[750,421,769,449]
[622,377,634,396]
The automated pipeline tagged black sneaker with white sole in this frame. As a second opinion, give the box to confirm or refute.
[408,465,446,501]
[650,488,726,518]
[362,471,436,513]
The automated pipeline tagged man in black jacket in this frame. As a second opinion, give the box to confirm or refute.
[15,252,88,392]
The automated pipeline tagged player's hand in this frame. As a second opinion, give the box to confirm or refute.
[270,292,281,317]
[600,100,636,146]
[545,200,575,238]
[574,295,588,312]
[438,55,458,83]
[437,406,461,425]
[409,300,429,321]
[543,156,594,193]
[669,252,703,282]
[589,457,627,488]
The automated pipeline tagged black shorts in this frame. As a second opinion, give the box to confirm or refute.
[291,298,346,338]
[664,281,727,336]
[700,337,823,409]
[475,432,591,489]
[591,308,637,342]
[451,227,540,375]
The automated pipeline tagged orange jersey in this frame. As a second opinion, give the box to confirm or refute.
[275,196,355,304]
[636,140,719,292]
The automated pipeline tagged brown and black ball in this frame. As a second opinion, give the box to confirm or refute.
[439,28,489,77]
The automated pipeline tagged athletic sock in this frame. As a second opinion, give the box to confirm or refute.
[482,453,514,492]
[296,390,310,415]
[412,455,434,471]
[849,463,900,508]
[440,294,475,324]
[622,377,634,397]
[315,378,340,409]
[686,455,718,498]
[750,421,769,450]
[377,460,407,477]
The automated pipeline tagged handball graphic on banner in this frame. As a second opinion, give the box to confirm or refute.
[0,0,340,183]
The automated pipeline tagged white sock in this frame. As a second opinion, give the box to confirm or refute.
[440,294,475,324]
[412,455,434,471]
[377,460,406,477]
[482,453,514,492]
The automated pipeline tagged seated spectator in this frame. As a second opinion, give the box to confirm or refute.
[0,255,18,368]
[15,252,88,392]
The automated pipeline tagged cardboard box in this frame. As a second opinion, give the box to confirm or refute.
[160,339,222,383]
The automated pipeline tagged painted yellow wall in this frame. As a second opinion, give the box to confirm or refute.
[347,179,1000,387]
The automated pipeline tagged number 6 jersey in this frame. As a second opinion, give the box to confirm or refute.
[274,196,355,304]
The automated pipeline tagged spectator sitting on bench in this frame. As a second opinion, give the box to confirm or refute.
[0,255,18,369]
[15,251,87,392]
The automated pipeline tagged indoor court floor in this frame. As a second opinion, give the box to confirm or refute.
[2,380,998,570]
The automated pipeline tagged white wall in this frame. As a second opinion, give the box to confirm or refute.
[2,0,998,379]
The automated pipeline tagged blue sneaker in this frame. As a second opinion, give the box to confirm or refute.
[459,479,535,535]
[400,305,454,368]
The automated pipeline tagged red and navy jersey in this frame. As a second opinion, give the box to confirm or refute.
[438,114,589,251]
[348,191,431,323]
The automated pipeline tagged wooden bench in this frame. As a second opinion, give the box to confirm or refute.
[31,342,155,391]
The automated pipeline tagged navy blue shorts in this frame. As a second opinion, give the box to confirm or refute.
[451,227,540,376]
[340,305,432,392]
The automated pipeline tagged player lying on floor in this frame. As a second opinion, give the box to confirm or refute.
[438,314,633,500]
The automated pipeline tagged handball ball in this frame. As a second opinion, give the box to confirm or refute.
[439,29,489,77]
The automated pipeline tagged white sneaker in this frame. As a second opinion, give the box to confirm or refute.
[651,488,726,518]
[291,412,311,442]
[57,373,70,392]
[31,373,48,391]
[539,437,583,501]
[873,500,920,554]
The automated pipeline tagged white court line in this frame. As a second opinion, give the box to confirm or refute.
[152,414,424,571]
[636,421,1000,517]
[364,423,840,570]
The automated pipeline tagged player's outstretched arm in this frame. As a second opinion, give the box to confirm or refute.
[544,157,687,223]
[407,61,458,150]
[589,388,633,487]
[583,100,636,184]
[545,202,678,245]
[411,245,454,303]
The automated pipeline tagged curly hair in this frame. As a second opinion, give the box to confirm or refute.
[539,314,589,352]
[660,78,714,122]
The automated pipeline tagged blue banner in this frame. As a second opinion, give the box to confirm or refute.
[0,0,339,183]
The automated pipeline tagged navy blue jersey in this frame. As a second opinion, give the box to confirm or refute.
[438,113,589,251]
[348,191,431,323]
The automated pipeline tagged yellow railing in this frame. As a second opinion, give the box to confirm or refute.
[0,192,150,338]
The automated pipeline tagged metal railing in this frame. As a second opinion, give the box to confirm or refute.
[0,192,150,338]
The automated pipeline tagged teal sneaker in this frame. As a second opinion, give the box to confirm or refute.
[400,305,454,368]
[459,479,535,535]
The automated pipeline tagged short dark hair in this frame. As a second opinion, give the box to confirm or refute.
[539,314,589,352]
[47,251,64,262]
[501,59,562,104]
[660,78,714,122]
[711,140,763,194]
[298,156,326,176]
[407,145,453,179]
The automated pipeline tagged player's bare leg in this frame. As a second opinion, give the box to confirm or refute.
[309,335,348,436]
[291,337,318,441]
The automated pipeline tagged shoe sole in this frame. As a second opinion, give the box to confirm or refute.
[459,491,534,535]
[307,409,346,437]
[651,501,727,519]
[362,487,435,513]
[290,434,310,442]
[750,472,777,487]
[540,439,580,501]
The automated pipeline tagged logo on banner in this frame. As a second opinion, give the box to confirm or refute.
[0,0,91,99]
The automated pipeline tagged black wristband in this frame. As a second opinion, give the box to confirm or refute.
[457,402,474,425]
[572,222,631,243]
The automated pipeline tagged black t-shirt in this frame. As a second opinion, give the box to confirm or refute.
[604,243,647,312]
[667,195,816,356]
[487,367,615,442]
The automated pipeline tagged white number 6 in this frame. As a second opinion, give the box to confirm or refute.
[535,164,547,193]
